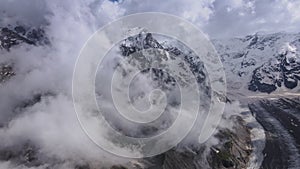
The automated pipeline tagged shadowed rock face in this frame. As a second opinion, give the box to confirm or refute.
[0,64,15,83]
[0,26,49,85]
[248,47,300,93]
[208,116,252,169]
[213,32,300,93]
[247,35,300,93]
[119,31,208,86]
[0,27,34,50]
[0,26,49,51]
[135,116,252,169]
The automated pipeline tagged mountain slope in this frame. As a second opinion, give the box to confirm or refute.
[213,32,300,94]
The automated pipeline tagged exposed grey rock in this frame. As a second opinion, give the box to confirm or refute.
[213,32,300,93]
[208,116,252,169]
[0,26,48,51]
[0,64,15,83]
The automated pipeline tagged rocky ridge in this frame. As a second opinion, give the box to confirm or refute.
[213,32,300,93]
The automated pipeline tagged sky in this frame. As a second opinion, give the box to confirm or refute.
[1,0,299,38]
[106,0,300,38]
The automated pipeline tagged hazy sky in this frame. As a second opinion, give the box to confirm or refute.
[1,0,299,38]
[110,0,300,38]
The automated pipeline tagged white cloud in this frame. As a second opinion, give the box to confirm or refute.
[103,0,299,38]
[181,0,215,22]
[204,0,300,38]
[281,0,300,23]
[99,0,126,20]
[119,0,216,26]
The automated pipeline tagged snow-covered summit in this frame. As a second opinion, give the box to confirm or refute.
[213,32,300,94]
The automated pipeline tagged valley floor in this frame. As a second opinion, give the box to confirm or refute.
[248,97,300,169]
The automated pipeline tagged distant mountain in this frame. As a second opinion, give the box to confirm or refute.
[2,26,300,94]
[213,32,300,94]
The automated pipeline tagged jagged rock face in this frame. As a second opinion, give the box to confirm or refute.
[0,26,48,85]
[248,42,300,93]
[119,32,178,95]
[162,149,205,169]
[213,32,300,93]
[130,116,252,169]
[0,64,15,83]
[207,116,252,169]
[120,32,164,56]
[113,31,213,139]
[0,26,48,51]
[119,31,210,94]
